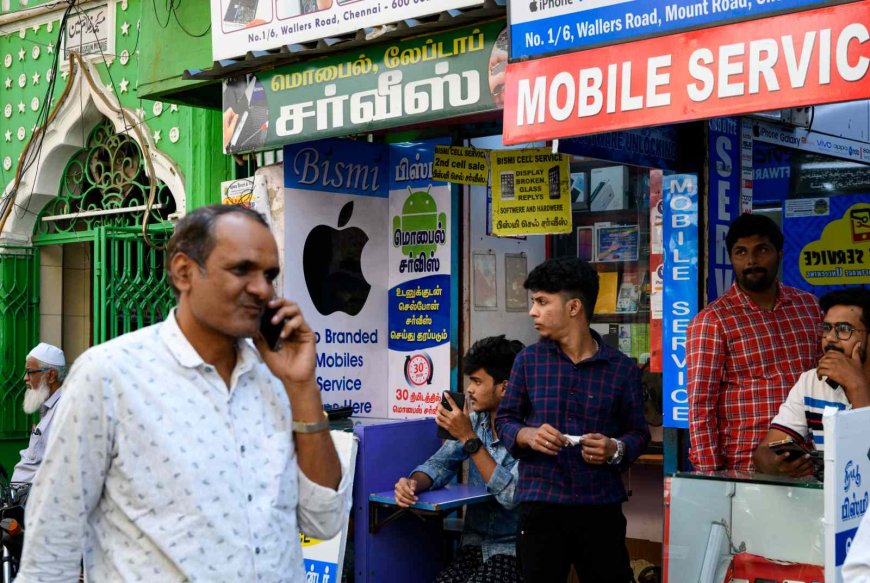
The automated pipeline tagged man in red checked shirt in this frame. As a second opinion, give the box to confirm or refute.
[687,213,820,472]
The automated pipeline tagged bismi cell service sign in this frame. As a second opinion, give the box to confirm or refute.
[504,1,870,143]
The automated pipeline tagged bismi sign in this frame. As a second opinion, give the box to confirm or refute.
[503,1,870,143]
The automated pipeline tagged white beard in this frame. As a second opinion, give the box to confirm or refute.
[23,379,50,414]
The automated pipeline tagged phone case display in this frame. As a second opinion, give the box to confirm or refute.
[552,163,659,432]
[552,164,652,354]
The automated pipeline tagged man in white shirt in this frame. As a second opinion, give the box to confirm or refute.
[11,342,66,484]
[17,205,350,582]
[753,287,870,478]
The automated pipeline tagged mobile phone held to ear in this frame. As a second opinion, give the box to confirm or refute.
[767,437,812,462]
[259,305,285,351]
[437,391,466,440]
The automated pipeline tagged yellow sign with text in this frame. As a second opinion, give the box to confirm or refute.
[491,148,571,236]
[799,203,870,285]
[432,146,489,186]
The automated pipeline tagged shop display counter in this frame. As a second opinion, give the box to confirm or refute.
[665,471,823,583]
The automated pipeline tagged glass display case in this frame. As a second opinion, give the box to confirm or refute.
[666,472,824,583]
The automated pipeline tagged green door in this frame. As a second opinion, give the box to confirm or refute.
[0,246,39,469]
[94,226,175,344]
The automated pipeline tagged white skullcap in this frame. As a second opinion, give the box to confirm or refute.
[27,342,66,367]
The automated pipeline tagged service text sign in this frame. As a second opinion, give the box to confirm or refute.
[504,1,870,143]
[222,22,506,153]
[662,174,699,428]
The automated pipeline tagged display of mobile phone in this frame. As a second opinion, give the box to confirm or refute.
[259,305,285,351]
[437,391,466,440]
[767,437,812,461]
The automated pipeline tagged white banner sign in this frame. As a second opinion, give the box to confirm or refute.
[283,139,389,418]
[211,0,484,61]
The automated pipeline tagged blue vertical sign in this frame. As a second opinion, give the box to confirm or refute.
[707,118,742,303]
[663,174,698,429]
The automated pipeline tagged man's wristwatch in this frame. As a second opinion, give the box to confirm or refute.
[607,438,625,465]
[292,411,330,434]
[463,437,483,454]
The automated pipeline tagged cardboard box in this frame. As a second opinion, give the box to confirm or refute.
[590,166,629,211]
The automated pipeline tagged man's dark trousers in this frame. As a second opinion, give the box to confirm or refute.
[518,501,632,582]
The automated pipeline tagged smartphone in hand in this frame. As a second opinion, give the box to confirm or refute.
[437,391,466,440]
[767,437,812,462]
[259,305,285,351]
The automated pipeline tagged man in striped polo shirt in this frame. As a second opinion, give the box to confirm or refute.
[753,287,870,477]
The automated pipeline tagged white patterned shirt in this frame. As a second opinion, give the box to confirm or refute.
[17,311,351,583]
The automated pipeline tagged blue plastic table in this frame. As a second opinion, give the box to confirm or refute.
[368,483,493,532]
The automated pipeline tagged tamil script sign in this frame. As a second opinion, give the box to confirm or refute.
[504,1,870,143]
[222,22,507,153]
[211,0,484,61]
[510,0,851,59]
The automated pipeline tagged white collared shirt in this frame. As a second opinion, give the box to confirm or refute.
[11,388,62,483]
[17,311,351,582]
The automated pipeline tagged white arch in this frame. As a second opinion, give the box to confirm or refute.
[0,56,186,245]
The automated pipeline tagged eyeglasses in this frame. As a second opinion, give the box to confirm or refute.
[23,367,50,376]
[819,322,866,341]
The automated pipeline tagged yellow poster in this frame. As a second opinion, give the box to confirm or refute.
[491,148,571,236]
[798,202,870,286]
[432,146,489,186]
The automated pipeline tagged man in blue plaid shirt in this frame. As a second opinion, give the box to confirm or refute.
[495,257,649,582]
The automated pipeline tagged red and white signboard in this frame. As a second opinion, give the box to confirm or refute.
[504,1,870,144]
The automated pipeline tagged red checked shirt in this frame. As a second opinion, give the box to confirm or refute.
[687,282,820,472]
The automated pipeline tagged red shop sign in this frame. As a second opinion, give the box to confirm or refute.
[503,0,870,144]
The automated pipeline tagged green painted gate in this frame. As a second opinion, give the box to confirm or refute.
[0,119,177,470]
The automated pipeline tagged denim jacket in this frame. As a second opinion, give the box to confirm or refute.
[413,412,519,560]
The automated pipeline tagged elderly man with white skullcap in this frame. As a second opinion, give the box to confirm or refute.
[11,342,66,483]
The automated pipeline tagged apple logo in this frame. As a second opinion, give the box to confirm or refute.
[529,0,537,11]
[303,201,371,316]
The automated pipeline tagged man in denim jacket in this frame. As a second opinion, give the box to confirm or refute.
[394,335,524,583]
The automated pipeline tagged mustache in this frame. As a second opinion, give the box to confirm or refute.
[742,267,768,276]
[825,344,844,354]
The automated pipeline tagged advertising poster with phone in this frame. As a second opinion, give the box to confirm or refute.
[283,139,389,418]
[782,194,870,295]
[490,148,571,236]
[387,140,452,419]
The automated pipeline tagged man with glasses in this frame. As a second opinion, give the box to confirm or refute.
[753,287,870,477]
[687,214,820,471]
[11,343,66,483]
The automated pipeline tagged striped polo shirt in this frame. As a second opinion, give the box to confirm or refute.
[770,369,851,450]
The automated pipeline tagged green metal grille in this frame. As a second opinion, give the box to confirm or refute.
[95,227,174,344]
[35,120,176,235]
[0,247,39,437]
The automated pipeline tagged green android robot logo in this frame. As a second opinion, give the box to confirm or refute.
[393,186,447,258]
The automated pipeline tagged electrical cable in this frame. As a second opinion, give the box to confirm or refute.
[171,0,210,38]
[0,0,75,229]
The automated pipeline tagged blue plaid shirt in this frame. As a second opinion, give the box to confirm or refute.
[495,332,650,506]
[413,412,519,560]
